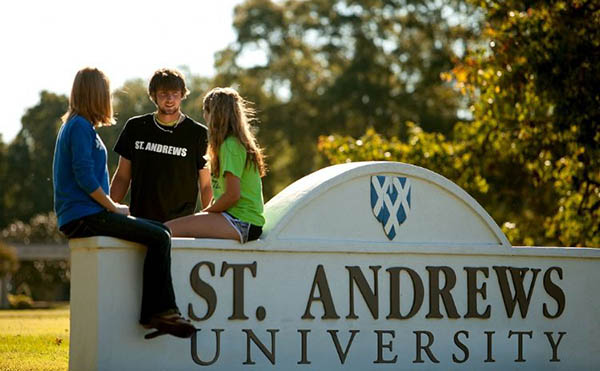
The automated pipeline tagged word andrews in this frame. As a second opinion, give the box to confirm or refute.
[134,141,187,157]
[186,262,567,366]
[188,262,565,322]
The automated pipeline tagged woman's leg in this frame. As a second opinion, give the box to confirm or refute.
[166,212,240,241]
[73,211,178,324]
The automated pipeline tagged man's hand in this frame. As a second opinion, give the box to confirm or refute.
[110,156,132,203]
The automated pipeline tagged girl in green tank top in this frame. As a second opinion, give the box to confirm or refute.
[166,87,266,243]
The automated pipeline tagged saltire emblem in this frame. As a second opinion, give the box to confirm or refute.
[370,176,411,240]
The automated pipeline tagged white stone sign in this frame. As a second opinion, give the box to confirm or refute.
[69,161,600,370]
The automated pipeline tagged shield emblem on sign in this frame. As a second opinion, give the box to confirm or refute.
[370,176,411,240]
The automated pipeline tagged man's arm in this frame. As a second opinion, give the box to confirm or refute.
[110,156,132,203]
[198,168,213,209]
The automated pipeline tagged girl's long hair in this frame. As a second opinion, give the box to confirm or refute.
[203,87,266,177]
[62,67,114,127]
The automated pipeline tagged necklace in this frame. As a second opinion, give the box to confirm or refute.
[153,113,183,133]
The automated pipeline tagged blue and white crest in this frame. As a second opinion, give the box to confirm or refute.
[370,176,412,240]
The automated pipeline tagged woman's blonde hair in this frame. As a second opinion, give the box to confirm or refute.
[62,67,114,127]
[203,87,266,177]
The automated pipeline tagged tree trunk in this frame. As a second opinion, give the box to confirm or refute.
[0,275,9,309]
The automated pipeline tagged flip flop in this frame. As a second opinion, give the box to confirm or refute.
[144,314,196,339]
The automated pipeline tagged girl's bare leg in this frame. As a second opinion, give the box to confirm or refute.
[165,212,240,241]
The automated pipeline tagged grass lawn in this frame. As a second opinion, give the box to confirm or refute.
[0,305,69,371]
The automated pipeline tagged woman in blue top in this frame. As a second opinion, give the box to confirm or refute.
[53,67,195,339]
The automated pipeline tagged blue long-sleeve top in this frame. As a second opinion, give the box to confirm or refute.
[53,115,109,228]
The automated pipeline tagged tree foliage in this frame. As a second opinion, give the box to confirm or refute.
[0,241,18,277]
[0,241,19,308]
[1,92,68,227]
[0,136,7,226]
[1,212,65,245]
[0,1,480,229]
[320,0,600,247]
[214,0,480,194]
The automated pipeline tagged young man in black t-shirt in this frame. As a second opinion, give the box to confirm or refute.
[110,68,211,222]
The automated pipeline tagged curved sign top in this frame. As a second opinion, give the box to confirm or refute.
[263,161,511,248]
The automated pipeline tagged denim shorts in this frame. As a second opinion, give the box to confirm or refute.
[222,212,262,243]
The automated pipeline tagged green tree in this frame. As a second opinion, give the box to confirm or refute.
[1,212,65,245]
[319,0,600,247]
[0,135,7,227]
[181,71,215,122]
[214,0,480,196]
[0,241,19,308]
[1,92,68,228]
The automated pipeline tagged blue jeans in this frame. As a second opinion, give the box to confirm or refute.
[61,210,178,324]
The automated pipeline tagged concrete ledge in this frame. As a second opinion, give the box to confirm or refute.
[71,236,600,258]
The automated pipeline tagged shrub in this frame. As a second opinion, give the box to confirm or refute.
[8,293,33,309]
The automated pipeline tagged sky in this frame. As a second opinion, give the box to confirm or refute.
[0,0,244,143]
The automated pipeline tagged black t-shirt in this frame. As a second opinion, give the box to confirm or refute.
[114,113,208,222]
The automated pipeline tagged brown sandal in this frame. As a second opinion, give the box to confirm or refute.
[144,313,196,339]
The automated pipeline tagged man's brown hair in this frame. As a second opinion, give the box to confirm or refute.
[148,68,190,103]
[62,67,114,127]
